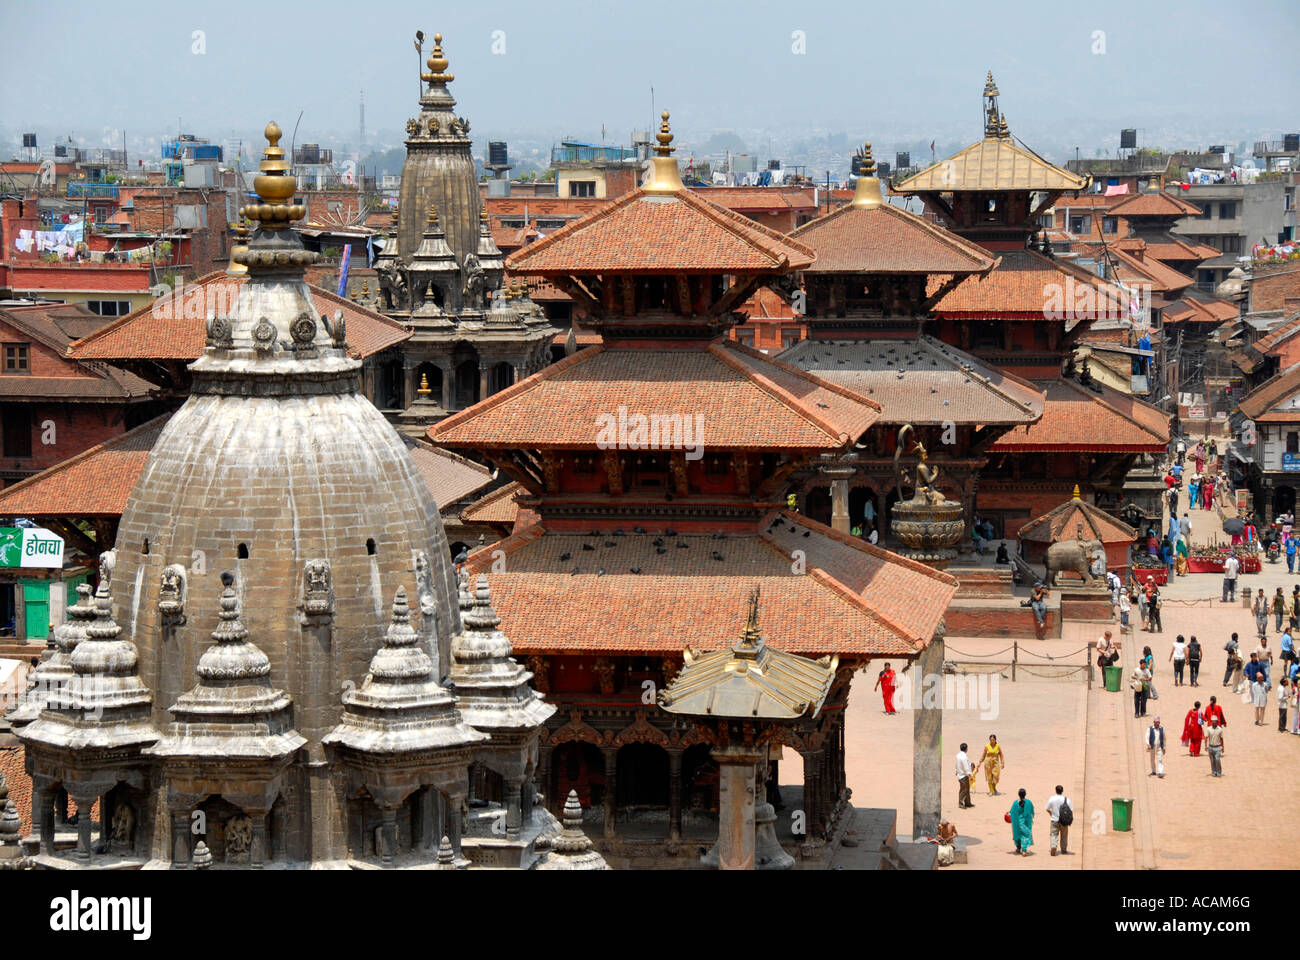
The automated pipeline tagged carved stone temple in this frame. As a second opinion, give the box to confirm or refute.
[375,33,557,434]
[9,123,570,870]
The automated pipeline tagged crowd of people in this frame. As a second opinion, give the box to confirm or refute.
[953,737,1073,859]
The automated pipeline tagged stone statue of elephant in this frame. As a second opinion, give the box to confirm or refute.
[1045,539,1106,586]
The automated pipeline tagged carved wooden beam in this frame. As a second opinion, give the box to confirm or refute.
[706,275,763,317]
[550,275,603,317]
[42,518,101,559]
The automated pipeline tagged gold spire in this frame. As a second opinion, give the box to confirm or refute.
[984,71,999,98]
[360,279,369,298]
[417,373,432,397]
[233,123,315,271]
[420,32,454,85]
[426,204,440,228]
[643,110,684,194]
[851,141,883,209]
[1072,483,1081,500]
[998,113,1010,139]
[983,72,1002,138]
[738,586,762,649]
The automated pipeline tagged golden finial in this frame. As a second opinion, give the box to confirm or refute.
[1072,483,1081,500]
[851,141,883,210]
[654,110,675,157]
[226,219,251,276]
[421,32,454,85]
[984,71,999,98]
[426,204,440,228]
[361,279,369,297]
[998,113,1010,139]
[644,109,684,194]
[390,204,399,226]
[738,587,763,648]
[233,122,315,271]
[417,373,432,397]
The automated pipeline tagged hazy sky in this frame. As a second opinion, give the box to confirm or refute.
[2,0,1297,155]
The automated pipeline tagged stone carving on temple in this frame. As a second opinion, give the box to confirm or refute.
[889,424,966,570]
[110,803,136,853]
[158,563,187,627]
[299,558,334,623]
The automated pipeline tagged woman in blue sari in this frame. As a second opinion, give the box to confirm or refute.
[1010,788,1034,856]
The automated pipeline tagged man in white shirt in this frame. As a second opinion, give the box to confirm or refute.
[867,526,879,545]
[1222,554,1240,603]
[955,743,974,808]
[1146,717,1166,778]
[1043,784,1071,856]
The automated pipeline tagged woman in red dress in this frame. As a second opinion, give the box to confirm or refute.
[1181,702,1204,756]
[874,662,897,714]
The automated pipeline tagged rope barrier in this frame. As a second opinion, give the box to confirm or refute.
[1018,664,1088,678]
[944,643,1015,659]
[1017,645,1090,661]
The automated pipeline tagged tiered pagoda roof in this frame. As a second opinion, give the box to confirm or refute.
[1018,486,1138,545]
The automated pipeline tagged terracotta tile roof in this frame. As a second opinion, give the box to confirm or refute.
[1251,312,1300,355]
[504,188,814,274]
[741,286,799,320]
[781,335,1043,425]
[485,198,608,218]
[689,185,819,212]
[1145,237,1221,262]
[1163,294,1240,325]
[990,377,1169,452]
[1107,192,1202,218]
[0,418,486,522]
[930,248,1125,318]
[430,341,880,451]
[1105,246,1196,295]
[461,510,956,656]
[67,271,410,362]
[1018,495,1137,544]
[894,135,1087,194]
[404,440,495,510]
[790,200,996,275]
[0,306,154,402]
[1239,362,1300,422]
[461,481,523,525]
[0,415,167,518]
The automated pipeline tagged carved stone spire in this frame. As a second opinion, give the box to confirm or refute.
[6,581,95,727]
[448,575,556,732]
[146,572,305,761]
[323,587,487,753]
[536,790,608,870]
[17,580,158,753]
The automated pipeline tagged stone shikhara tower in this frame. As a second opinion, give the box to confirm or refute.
[14,123,581,870]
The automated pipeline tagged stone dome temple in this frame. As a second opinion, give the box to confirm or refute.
[13,123,577,870]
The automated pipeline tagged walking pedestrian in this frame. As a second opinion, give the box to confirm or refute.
[1254,637,1273,684]
[1142,646,1159,701]
[1176,438,1186,465]
[1224,632,1241,686]
[1180,512,1192,541]
[1188,474,1201,507]
[1255,591,1268,638]
[977,734,1004,796]
[955,742,975,808]
[1182,701,1204,756]
[1119,590,1131,633]
[1275,587,1287,631]
[874,661,897,715]
[1188,635,1202,686]
[1288,536,1297,574]
[1170,634,1187,685]
[1145,716,1166,778]
[1291,585,1300,630]
[1205,695,1226,727]
[1246,654,1268,725]
[1279,678,1291,732]
[1146,579,1163,633]
[1044,785,1072,857]
[1222,553,1240,602]
[1283,624,1298,672]
[1132,662,1152,717]
[1205,716,1225,777]
[1009,788,1034,856]
[1137,588,1149,631]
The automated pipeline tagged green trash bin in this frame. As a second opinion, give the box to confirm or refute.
[1104,665,1122,692]
[1112,797,1134,832]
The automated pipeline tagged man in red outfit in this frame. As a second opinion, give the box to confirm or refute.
[1181,701,1205,756]
[874,662,897,714]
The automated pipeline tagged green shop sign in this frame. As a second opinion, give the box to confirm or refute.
[0,527,65,568]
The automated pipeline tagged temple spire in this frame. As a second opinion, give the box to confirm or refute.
[851,142,883,210]
[643,110,684,195]
[984,71,1001,137]
[421,32,454,87]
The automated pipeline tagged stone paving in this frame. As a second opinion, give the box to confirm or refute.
[837,449,1297,870]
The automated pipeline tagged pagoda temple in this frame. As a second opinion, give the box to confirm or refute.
[775,141,1045,543]
[430,113,958,865]
[376,32,556,434]
[11,122,559,870]
[892,73,1169,528]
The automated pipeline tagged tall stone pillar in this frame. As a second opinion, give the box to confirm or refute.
[912,630,945,839]
[251,813,268,869]
[478,364,490,402]
[170,808,191,868]
[538,743,553,812]
[713,746,764,870]
[34,784,54,856]
[505,778,523,839]
[72,791,95,862]
[822,466,856,534]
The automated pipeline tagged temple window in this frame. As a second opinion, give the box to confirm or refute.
[3,343,29,373]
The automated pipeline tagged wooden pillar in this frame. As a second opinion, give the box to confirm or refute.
[602,747,618,841]
[668,748,683,844]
